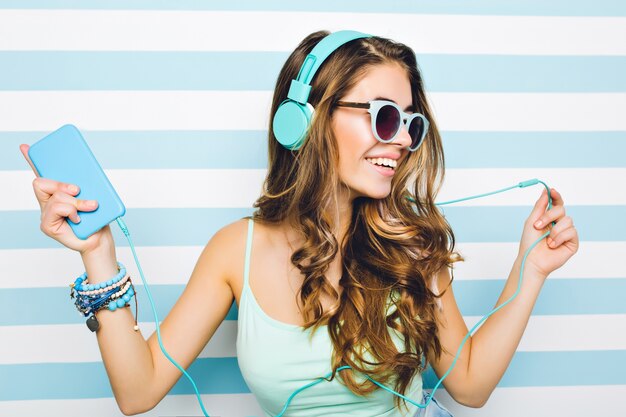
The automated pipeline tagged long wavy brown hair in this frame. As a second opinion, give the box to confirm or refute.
[252,30,463,413]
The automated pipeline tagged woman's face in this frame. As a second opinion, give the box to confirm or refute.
[332,62,413,201]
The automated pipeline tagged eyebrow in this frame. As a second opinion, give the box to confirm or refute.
[373,96,414,112]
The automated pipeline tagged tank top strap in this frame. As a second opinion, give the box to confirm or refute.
[243,217,254,289]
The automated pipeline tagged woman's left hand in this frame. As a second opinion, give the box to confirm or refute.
[518,187,579,279]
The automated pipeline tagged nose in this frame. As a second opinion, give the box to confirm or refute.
[392,119,413,149]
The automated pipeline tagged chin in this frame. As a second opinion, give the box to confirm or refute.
[341,178,392,202]
[369,191,392,200]
[360,185,392,200]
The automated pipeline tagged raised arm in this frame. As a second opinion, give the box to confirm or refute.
[21,142,240,415]
[427,187,578,407]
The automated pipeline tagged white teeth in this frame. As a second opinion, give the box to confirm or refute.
[366,157,397,168]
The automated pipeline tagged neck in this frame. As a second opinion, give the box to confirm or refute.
[281,187,356,248]
[332,186,355,246]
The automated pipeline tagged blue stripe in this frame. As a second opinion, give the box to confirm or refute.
[0,0,623,16]
[1,205,622,250]
[1,351,625,400]
[2,278,624,326]
[423,350,626,390]
[4,131,626,171]
[442,131,626,169]
[2,52,624,93]
[0,358,248,401]
[0,52,286,91]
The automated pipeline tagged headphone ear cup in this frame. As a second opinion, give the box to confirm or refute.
[272,100,313,150]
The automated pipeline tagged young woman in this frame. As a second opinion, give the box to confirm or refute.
[20,30,578,417]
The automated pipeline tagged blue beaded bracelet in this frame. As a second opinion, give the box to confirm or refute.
[74,281,133,315]
[73,261,126,292]
[70,262,139,332]
[107,284,136,311]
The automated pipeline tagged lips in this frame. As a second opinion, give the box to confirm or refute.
[365,152,401,160]
[365,158,395,177]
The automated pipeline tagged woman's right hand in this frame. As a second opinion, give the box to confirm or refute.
[19,143,113,254]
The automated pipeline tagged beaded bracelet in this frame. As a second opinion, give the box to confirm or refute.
[70,262,139,333]
[73,279,133,315]
[72,261,126,293]
[76,275,130,297]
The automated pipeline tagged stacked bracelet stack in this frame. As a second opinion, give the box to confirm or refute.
[70,261,139,332]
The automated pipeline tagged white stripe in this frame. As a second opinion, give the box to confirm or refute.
[453,242,626,280]
[440,168,626,206]
[0,10,624,55]
[1,246,203,288]
[434,385,626,417]
[1,91,624,131]
[2,242,624,290]
[0,321,237,364]
[0,393,264,417]
[464,314,626,352]
[6,167,626,211]
[0,91,271,131]
[2,315,624,364]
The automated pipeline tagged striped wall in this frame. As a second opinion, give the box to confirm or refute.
[1,1,625,416]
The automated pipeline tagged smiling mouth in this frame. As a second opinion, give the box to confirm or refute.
[365,157,397,170]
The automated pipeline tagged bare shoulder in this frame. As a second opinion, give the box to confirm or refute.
[197,217,251,288]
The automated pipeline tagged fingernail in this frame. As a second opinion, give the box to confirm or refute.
[76,215,81,223]
[69,185,78,193]
[534,220,542,228]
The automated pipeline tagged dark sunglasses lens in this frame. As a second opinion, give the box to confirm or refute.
[408,117,425,150]
[375,104,401,141]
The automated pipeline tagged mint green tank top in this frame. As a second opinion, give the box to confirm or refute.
[236,218,423,417]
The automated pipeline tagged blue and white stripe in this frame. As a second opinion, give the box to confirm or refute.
[1,2,625,416]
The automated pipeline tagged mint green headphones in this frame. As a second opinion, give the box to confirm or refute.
[272,30,372,150]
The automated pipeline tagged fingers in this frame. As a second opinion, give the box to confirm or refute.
[40,193,99,235]
[546,222,578,249]
[548,187,564,207]
[545,215,573,247]
[531,187,565,229]
[21,144,88,210]
[529,187,550,220]
[31,177,80,206]
[49,193,98,216]
[19,144,40,177]
[534,204,565,230]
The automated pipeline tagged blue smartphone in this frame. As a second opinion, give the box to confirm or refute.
[28,124,126,240]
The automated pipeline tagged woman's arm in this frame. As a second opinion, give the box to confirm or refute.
[20,144,241,415]
[86,221,242,415]
[460,256,543,407]
[427,188,578,407]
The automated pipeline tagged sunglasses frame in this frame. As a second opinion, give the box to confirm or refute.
[335,99,429,152]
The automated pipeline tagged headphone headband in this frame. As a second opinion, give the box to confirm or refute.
[288,30,372,104]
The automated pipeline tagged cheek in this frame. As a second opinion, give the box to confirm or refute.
[333,114,378,185]
[336,119,376,160]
